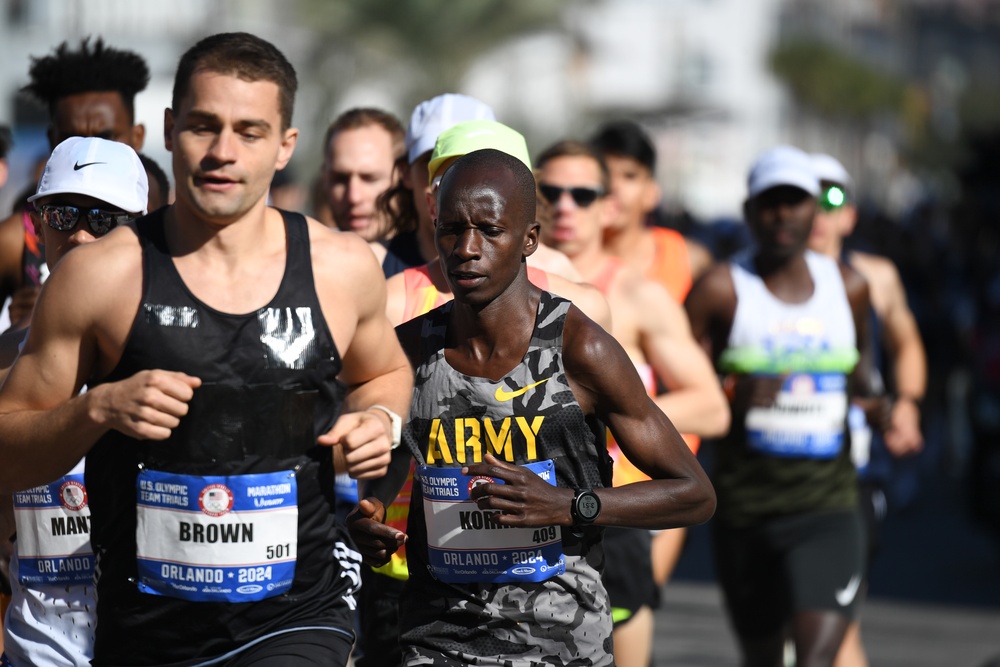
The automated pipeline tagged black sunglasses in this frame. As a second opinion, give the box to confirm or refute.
[538,183,604,208]
[36,204,139,236]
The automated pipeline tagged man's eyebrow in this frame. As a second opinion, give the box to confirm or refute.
[183,112,273,132]
[234,119,273,132]
[184,110,221,124]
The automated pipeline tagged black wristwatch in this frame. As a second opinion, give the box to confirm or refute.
[571,489,601,527]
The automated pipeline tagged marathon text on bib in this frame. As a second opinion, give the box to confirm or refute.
[135,469,298,602]
[419,460,565,584]
[746,373,848,459]
[13,472,94,585]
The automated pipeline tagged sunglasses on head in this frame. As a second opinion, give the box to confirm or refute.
[819,185,848,212]
[35,203,139,236]
[538,183,604,208]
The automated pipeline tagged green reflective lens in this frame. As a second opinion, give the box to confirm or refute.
[820,186,846,211]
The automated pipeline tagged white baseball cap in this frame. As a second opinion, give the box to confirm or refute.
[811,153,852,190]
[405,93,495,164]
[747,145,819,198]
[30,136,148,214]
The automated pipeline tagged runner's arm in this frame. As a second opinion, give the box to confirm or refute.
[636,279,729,436]
[874,259,925,454]
[544,274,612,332]
[0,494,12,542]
[384,271,408,327]
[685,237,714,282]
[684,264,737,363]
[0,243,200,493]
[318,232,414,479]
[466,307,715,531]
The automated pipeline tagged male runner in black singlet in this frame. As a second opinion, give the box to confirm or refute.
[0,32,412,667]
[349,148,716,666]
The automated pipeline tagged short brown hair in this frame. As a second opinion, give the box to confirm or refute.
[172,32,298,131]
[535,139,610,192]
[323,108,405,162]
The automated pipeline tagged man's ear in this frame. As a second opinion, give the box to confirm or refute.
[0,159,8,191]
[599,194,621,230]
[642,179,663,214]
[163,108,175,152]
[840,205,859,237]
[276,127,299,170]
[524,221,540,258]
[130,124,146,152]
[425,190,438,220]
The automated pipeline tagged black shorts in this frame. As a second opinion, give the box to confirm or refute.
[713,508,866,640]
[221,627,354,667]
[601,526,655,626]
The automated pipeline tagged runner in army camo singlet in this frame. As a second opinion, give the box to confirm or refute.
[399,292,612,665]
[349,149,715,667]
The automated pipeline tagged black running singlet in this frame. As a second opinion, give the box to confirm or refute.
[85,209,357,666]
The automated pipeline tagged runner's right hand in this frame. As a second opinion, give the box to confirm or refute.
[88,370,201,440]
[347,497,406,567]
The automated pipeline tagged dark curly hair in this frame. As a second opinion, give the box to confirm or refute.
[22,37,150,121]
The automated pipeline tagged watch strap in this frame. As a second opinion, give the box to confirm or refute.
[367,404,402,450]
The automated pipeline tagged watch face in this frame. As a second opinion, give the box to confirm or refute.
[577,492,600,521]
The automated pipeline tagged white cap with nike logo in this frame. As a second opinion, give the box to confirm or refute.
[29,136,148,214]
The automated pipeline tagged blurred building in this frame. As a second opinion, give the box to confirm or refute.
[2,0,996,222]
[0,0,315,212]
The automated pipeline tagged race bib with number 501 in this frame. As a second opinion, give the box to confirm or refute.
[136,469,298,602]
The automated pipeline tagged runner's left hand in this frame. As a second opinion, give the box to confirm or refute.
[319,411,392,479]
[463,453,574,528]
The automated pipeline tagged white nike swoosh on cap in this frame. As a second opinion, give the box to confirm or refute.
[835,573,863,606]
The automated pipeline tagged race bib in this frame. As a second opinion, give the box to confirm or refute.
[746,373,848,459]
[418,460,565,584]
[13,466,94,585]
[334,471,358,505]
[135,469,298,602]
[848,404,872,471]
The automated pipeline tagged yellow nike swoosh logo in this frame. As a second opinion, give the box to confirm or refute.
[494,379,549,402]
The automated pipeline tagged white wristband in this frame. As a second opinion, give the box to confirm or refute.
[367,405,402,450]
